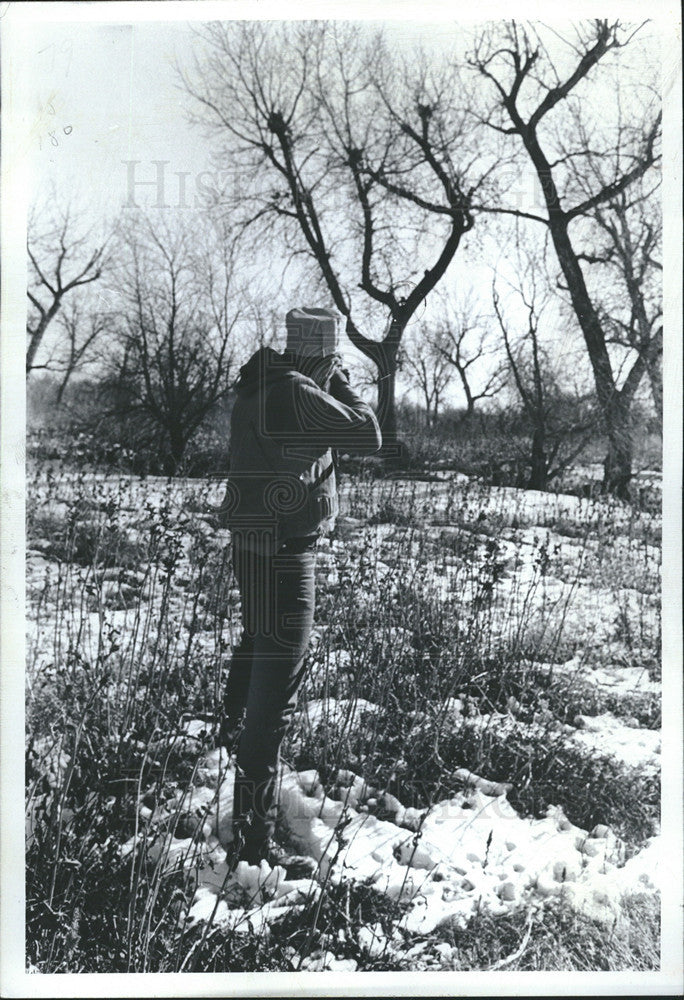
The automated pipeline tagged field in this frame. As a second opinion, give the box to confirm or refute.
[25,460,662,973]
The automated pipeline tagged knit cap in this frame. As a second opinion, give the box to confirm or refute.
[285,307,340,358]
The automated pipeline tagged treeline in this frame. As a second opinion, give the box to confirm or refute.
[27,372,660,498]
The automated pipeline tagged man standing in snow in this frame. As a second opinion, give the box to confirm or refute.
[219,307,382,872]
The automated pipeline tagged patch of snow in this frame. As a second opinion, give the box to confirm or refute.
[454,704,660,773]
[27,470,662,963]
[299,952,358,971]
[553,657,660,696]
[300,697,380,732]
[572,714,660,770]
[357,922,388,957]
[163,741,661,941]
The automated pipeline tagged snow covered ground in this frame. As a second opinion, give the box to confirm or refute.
[127,720,661,971]
[26,465,662,969]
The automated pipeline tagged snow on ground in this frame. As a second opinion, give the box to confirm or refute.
[138,725,662,956]
[27,467,662,965]
[551,656,660,696]
[342,474,660,535]
[572,713,660,770]
[301,696,380,731]
[458,700,659,776]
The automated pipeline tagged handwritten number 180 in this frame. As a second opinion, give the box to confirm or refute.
[42,125,73,149]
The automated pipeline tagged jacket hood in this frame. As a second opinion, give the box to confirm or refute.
[234,346,337,397]
[234,347,295,398]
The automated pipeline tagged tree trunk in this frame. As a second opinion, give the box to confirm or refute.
[455,365,476,418]
[602,396,633,498]
[55,368,74,406]
[376,344,399,454]
[550,226,636,495]
[527,426,547,491]
[423,389,432,429]
[520,130,637,497]
[346,315,410,466]
[647,353,663,421]
[546,223,633,489]
[26,300,62,374]
[376,342,411,468]
[166,424,187,476]
[603,444,632,498]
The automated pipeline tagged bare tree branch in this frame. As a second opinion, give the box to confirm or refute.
[26,207,109,374]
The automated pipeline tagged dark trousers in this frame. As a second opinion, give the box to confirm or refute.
[223,532,317,858]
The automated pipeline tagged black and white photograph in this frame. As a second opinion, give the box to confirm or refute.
[1,1,682,995]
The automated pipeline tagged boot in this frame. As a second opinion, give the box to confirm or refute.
[239,837,318,880]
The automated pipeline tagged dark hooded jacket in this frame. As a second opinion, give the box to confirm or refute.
[220,347,382,551]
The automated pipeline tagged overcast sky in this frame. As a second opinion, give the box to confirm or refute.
[18,12,663,225]
[20,20,202,220]
[3,3,675,397]
[15,14,520,377]
[19,18,517,222]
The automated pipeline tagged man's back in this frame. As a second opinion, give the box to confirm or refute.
[224,347,381,549]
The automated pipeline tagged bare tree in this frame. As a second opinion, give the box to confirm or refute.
[428,293,506,417]
[579,176,663,419]
[106,213,240,474]
[492,263,599,491]
[26,206,109,375]
[52,300,114,405]
[469,20,661,496]
[184,22,495,458]
[399,323,454,427]
[243,302,281,352]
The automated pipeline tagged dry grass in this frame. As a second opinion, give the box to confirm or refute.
[25,460,661,972]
